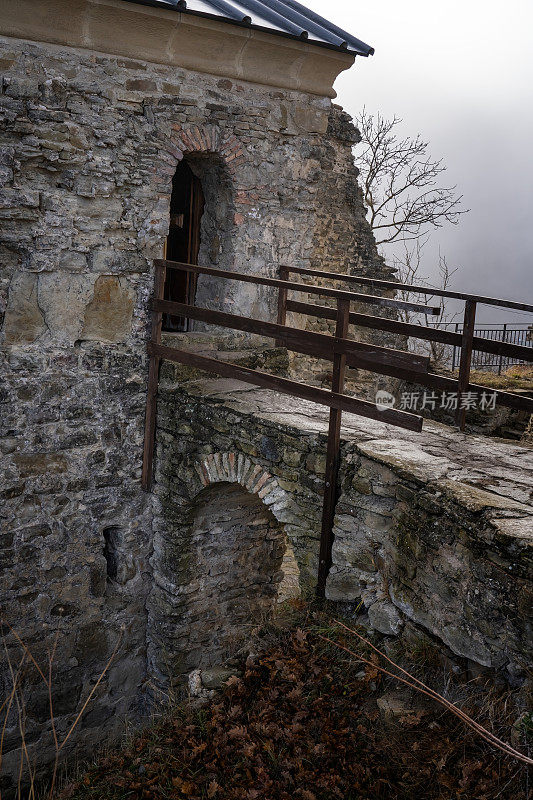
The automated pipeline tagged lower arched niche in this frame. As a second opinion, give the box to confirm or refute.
[181,481,300,669]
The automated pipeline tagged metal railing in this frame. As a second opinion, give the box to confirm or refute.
[449,324,532,374]
[142,260,533,596]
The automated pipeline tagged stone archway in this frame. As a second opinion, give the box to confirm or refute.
[184,482,290,666]
[148,452,301,684]
[194,453,301,606]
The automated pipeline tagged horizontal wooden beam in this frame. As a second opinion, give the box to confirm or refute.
[152,299,431,375]
[285,265,533,314]
[148,342,424,433]
[154,259,441,316]
[286,300,533,362]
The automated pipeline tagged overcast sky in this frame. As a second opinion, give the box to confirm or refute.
[304,0,533,324]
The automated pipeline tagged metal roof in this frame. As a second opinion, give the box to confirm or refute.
[124,0,374,56]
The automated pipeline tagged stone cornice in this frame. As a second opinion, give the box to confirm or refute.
[0,0,355,97]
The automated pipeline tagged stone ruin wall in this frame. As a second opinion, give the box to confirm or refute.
[287,106,403,394]
[0,32,391,790]
[328,445,532,679]
[155,384,532,687]
[3,23,528,795]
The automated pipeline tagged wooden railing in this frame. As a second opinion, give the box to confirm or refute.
[280,265,533,429]
[142,259,533,596]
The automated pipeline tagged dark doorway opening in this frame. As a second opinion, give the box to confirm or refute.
[163,160,205,332]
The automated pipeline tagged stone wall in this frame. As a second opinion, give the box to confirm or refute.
[0,30,389,791]
[287,106,402,392]
[328,443,532,679]
[152,380,532,690]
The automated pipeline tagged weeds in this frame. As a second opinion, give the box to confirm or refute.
[58,610,531,800]
[321,619,532,766]
[0,623,123,800]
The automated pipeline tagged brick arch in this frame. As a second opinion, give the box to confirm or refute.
[194,452,289,516]
[166,124,246,176]
[193,452,301,603]
[139,123,246,250]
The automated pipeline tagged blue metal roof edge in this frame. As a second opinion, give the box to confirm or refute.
[121,0,374,57]
[278,0,374,55]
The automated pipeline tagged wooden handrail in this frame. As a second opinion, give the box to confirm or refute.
[284,265,533,313]
[141,260,166,491]
[285,299,533,363]
[456,300,477,429]
[151,299,431,374]
[275,265,532,432]
[147,342,423,433]
[154,259,441,316]
[143,258,533,599]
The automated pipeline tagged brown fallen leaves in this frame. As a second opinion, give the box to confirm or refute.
[62,627,530,800]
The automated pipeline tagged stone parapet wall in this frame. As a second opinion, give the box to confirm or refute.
[329,442,533,679]
[154,380,532,689]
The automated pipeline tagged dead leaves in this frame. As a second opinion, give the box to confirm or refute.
[63,626,529,800]
[171,776,195,795]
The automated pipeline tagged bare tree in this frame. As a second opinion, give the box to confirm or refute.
[356,110,467,246]
[392,239,459,369]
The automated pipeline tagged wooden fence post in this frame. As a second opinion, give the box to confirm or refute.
[455,299,477,432]
[142,261,167,491]
[317,297,350,598]
[276,266,289,346]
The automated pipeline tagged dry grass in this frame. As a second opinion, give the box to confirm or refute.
[56,609,532,800]
[0,623,123,800]
[469,365,533,391]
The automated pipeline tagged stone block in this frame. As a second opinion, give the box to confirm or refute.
[14,452,68,477]
[201,667,238,689]
[37,272,94,343]
[368,600,403,636]
[291,105,329,134]
[80,276,135,343]
[2,272,46,345]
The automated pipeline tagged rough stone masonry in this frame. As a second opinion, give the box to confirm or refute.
[0,3,395,789]
[153,374,532,686]
[0,0,531,792]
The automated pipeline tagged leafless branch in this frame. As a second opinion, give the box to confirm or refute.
[356,109,468,246]
[320,619,533,767]
[390,239,459,369]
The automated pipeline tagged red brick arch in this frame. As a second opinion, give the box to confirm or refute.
[166,124,246,175]
[141,123,247,249]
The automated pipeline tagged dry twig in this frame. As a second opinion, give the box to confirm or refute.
[319,619,532,767]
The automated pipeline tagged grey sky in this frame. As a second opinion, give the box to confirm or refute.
[305,0,533,324]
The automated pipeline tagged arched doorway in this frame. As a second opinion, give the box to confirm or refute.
[163,160,205,332]
[185,482,287,667]
[151,481,300,678]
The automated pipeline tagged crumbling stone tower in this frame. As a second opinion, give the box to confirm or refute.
[0,0,394,788]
